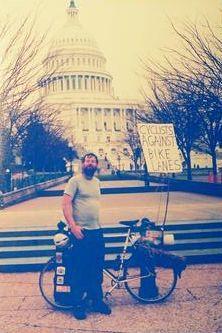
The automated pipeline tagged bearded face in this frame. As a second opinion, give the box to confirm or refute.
[82,155,98,178]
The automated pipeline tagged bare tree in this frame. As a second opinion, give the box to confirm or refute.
[0,14,59,172]
[140,18,222,179]
[123,129,142,170]
[167,20,222,177]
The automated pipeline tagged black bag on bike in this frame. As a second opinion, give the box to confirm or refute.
[134,240,186,299]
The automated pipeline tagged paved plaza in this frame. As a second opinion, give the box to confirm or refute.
[0,264,221,333]
[0,182,222,230]
[0,181,221,332]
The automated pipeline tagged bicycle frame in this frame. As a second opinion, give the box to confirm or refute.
[103,227,154,297]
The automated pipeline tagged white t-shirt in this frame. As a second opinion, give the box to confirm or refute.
[64,174,101,230]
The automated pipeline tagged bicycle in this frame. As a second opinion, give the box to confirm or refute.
[39,219,179,309]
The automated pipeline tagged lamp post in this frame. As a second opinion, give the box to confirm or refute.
[5,168,11,192]
[117,154,121,171]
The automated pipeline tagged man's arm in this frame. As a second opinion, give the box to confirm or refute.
[62,194,84,239]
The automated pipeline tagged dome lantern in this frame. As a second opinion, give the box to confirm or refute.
[69,0,76,8]
[67,0,79,23]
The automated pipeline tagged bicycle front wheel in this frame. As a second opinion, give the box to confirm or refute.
[39,257,73,310]
[124,258,177,304]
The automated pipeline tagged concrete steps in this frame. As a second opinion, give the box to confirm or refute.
[0,220,221,272]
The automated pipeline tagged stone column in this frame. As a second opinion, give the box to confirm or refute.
[111,108,115,132]
[101,108,104,133]
[121,109,125,131]
[90,108,94,131]
[90,76,93,91]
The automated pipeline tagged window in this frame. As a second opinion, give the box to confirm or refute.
[95,109,102,131]
[114,109,121,131]
[67,77,70,90]
[78,76,82,89]
[81,108,89,131]
[104,109,111,131]
[126,109,134,131]
[52,78,56,92]
[58,77,63,91]
[84,77,88,90]
[71,75,76,89]
[97,77,101,91]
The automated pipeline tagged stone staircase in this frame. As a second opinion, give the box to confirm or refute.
[0,220,221,272]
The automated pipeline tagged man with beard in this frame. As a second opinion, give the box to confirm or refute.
[62,153,111,320]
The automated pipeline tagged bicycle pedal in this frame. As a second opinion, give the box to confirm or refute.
[105,292,111,299]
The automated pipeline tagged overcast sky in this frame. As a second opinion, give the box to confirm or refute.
[0,0,220,100]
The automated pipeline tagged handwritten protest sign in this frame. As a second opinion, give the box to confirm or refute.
[137,123,182,173]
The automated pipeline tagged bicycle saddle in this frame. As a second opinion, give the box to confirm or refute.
[119,219,139,227]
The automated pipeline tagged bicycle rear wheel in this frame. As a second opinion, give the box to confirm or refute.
[124,258,177,303]
[39,257,73,310]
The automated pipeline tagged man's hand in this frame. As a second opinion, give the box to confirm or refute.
[62,194,84,240]
[70,224,84,240]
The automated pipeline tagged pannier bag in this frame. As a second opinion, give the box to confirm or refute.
[53,228,74,305]
[134,218,187,298]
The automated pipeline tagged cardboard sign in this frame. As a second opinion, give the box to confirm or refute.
[138,123,182,173]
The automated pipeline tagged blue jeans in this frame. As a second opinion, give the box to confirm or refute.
[70,228,105,306]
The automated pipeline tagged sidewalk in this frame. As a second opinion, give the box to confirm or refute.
[0,264,221,333]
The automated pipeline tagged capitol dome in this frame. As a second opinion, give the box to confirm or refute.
[49,1,104,58]
[41,1,140,171]
[43,0,113,99]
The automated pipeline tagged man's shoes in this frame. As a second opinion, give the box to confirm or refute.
[92,301,111,315]
[73,305,87,320]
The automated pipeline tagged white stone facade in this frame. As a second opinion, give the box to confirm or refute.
[41,1,142,170]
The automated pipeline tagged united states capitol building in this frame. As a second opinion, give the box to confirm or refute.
[41,0,143,171]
